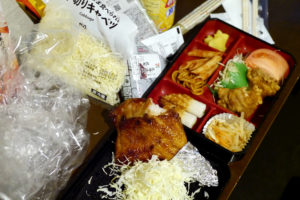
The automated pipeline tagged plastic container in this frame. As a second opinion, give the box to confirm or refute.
[144,19,296,162]
[58,128,230,200]
[58,19,297,200]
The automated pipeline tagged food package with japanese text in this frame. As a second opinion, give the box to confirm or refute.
[49,0,139,59]
[19,0,128,105]
[0,1,90,199]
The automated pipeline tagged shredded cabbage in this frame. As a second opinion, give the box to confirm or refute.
[97,155,201,200]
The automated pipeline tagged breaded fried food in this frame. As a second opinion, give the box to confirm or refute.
[217,68,281,119]
[217,86,263,119]
[247,68,280,97]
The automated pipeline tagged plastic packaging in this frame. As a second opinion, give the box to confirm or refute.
[122,24,185,99]
[103,0,158,47]
[102,0,169,100]
[140,0,176,32]
[0,67,90,200]
[16,0,46,18]
[1,0,34,44]
[19,1,127,105]
[0,3,90,200]
[0,5,19,104]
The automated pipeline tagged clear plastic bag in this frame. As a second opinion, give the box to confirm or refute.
[0,2,90,200]
[19,1,127,106]
[0,67,90,200]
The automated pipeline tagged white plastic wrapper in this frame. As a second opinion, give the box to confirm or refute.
[122,26,185,99]
[104,0,163,100]
[0,3,90,200]
[103,0,158,47]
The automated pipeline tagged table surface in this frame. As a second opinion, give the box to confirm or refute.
[82,1,300,200]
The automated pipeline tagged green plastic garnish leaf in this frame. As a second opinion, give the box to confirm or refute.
[208,85,217,97]
[221,62,248,89]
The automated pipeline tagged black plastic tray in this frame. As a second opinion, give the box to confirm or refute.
[59,128,230,200]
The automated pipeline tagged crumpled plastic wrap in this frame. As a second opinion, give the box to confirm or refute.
[0,2,90,200]
[0,67,90,200]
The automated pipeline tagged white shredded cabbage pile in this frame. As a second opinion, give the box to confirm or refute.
[97,155,201,200]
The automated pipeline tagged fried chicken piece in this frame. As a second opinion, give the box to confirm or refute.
[247,68,280,97]
[217,68,281,118]
[217,86,263,119]
[111,98,187,163]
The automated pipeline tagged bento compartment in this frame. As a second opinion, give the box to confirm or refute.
[207,35,295,126]
[232,35,296,71]
[147,79,212,131]
[193,19,242,54]
[199,106,256,155]
[165,42,225,100]
[206,37,244,87]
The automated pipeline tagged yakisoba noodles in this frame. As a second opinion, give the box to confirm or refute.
[172,67,206,95]
[172,50,222,95]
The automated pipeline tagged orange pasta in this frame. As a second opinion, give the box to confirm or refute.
[172,68,206,95]
[172,49,222,95]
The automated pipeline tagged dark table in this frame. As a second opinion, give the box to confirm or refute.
[82,1,300,199]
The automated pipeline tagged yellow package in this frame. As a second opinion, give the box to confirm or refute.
[141,0,176,32]
[17,0,45,18]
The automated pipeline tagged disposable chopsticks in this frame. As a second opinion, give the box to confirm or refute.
[175,0,223,35]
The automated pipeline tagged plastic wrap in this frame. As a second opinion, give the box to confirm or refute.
[0,3,19,104]
[0,3,90,200]
[0,0,34,46]
[19,1,127,105]
[0,67,90,200]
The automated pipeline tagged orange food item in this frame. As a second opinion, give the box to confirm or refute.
[245,48,289,81]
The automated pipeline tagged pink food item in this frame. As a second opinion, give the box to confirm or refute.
[245,48,289,81]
